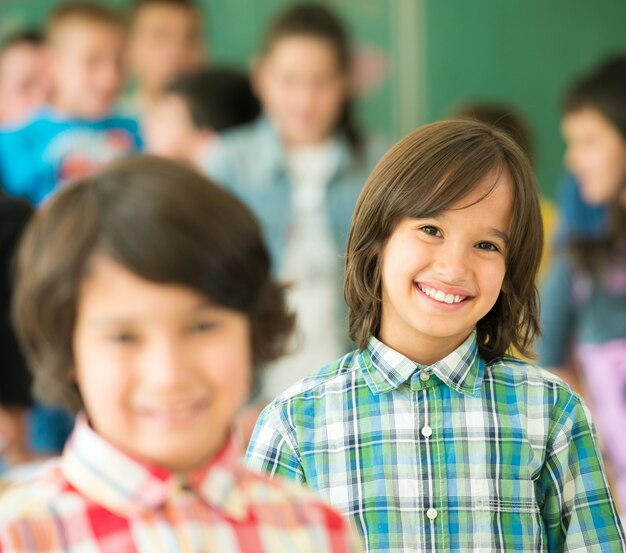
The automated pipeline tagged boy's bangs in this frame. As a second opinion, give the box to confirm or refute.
[394,149,505,226]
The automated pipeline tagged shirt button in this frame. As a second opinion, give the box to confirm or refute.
[419,371,430,382]
[426,507,438,520]
[421,425,432,438]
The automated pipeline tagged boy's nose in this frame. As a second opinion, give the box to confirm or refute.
[141,339,189,388]
[432,245,471,283]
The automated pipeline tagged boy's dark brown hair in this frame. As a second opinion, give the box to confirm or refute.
[454,102,533,164]
[345,119,543,361]
[0,30,44,56]
[13,155,294,412]
[46,2,124,45]
[166,66,260,132]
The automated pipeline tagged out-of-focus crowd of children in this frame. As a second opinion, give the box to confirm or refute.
[0,0,625,549]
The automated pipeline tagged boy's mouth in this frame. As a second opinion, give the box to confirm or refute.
[415,282,472,305]
[134,397,209,425]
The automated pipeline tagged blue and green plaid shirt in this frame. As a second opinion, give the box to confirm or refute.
[246,332,625,552]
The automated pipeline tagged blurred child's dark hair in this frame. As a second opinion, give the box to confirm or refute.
[46,2,124,44]
[565,56,626,138]
[454,102,533,164]
[345,119,543,361]
[13,156,294,412]
[260,3,363,157]
[166,67,260,132]
[0,198,34,408]
[0,30,44,56]
[564,56,626,275]
[131,0,198,15]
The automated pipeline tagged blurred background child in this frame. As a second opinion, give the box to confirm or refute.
[208,3,383,403]
[143,66,259,167]
[125,0,206,115]
[537,56,626,516]
[0,31,50,128]
[0,2,141,205]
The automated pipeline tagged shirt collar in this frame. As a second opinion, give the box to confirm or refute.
[62,414,249,520]
[359,331,485,397]
[254,115,352,180]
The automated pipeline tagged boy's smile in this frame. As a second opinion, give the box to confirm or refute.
[72,255,252,472]
[414,281,473,308]
[379,171,513,365]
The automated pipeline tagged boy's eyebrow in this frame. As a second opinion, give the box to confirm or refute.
[86,300,217,327]
[488,228,510,244]
[409,217,510,244]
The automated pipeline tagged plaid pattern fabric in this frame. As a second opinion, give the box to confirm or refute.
[0,415,360,552]
[246,332,626,552]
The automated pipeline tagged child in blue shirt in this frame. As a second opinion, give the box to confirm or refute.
[0,3,141,205]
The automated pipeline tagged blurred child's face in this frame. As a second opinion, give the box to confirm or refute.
[144,93,213,164]
[72,255,253,472]
[49,21,124,119]
[256,36,348,148]
[563,107,626,205]
[128,4,204,96]
[0,43,49,125]
[379,172,513,364]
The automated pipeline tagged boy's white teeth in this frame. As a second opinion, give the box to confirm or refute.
[418,284,465,304]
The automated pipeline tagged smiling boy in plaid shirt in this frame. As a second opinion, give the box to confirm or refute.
[246,120,626,552]
[0,156,360,553]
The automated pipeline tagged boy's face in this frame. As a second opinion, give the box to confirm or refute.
[256,36,347,148]
[0,43,49,125]
[49,20,124,119]
[72,255,252,472]
[379,172,513,364]
[128,4,204,95]
[563,107,626,205]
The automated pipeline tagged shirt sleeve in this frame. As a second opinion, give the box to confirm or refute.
[539,391,626,552]
[245,401,306,484]
[536,254,577,367]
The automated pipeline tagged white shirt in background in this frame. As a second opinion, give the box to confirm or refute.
[262,141,346,399]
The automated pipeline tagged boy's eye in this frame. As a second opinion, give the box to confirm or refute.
[420,225,441,237]
[110,332,137,344]
[476,241,500,252]
[189,321,217,334]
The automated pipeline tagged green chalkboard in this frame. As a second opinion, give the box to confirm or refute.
[423,0,626,197]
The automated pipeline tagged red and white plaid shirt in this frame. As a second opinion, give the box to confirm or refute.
[0,415,361,552]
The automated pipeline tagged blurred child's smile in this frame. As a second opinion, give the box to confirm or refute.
[134,396,210,427]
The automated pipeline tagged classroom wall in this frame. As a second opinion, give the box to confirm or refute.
[2,0,626,197]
